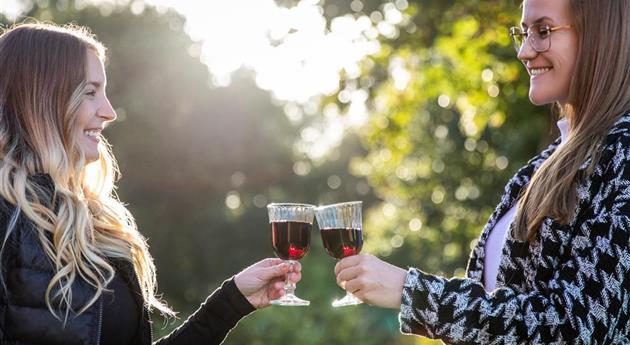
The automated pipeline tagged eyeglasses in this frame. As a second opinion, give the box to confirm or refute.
[509,23,573,53]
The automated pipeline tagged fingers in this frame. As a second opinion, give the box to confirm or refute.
[287,271,302,284]
[290,261,302,273]
[256,258,284,267]
[343,278,366,295]
[257,262,290,280]
[266,270,301,300]
[271,278,285,295]
[334,254,368,275]
[265,278,286,302]
[336,265,363,287]
[252,259,303,282]
[259,258,301,271]
[268,288,283,302]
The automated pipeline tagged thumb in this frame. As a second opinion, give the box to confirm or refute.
[257,263,289,281]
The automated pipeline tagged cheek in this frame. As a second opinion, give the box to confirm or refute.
[558,38,579,81]
[72,106,94,145]
[74,100,96,125]
[74,109,90,128]
[564,55,577,82]
[555,53,577,100]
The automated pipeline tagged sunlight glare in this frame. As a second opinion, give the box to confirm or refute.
[0,0,24,20]
[9,0,395,160]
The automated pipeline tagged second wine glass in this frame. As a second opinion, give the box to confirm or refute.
[315,201,363,307]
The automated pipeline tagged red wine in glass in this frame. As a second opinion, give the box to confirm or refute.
[267,203,315,306]
[271,221,311,260]
[320,227,362,259]
[315,201,363,307]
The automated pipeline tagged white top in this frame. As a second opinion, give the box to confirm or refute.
[483,117,569,291]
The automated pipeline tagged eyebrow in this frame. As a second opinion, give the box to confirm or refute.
[521,16,554,28]
[87,81,104,88]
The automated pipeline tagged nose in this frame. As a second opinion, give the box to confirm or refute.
[98,96,117,122]
[516,37,538,62]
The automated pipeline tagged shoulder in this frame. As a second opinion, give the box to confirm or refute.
[0,173,55,239]
[583,113,630,199]
[0,175,56,267]
[601,112,630,152]
[599,113,630,173]
[0,195,17,240]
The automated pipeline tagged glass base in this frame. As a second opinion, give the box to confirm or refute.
[332,292,363,307]
[270,293,310,306]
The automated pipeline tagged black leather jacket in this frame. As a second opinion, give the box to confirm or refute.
[0,175,255,345]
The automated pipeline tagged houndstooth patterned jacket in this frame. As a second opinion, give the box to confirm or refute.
[399,113,630,344]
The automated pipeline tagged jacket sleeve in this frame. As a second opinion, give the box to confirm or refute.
[154,277,255,345]
[398,156,630,344]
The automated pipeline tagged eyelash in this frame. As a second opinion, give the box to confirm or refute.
[86,90,96,97]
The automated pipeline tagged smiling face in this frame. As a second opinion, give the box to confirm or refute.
[518,0,578,106]
[75,50,117,163]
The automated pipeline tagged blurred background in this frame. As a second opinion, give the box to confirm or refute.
[1,0,555,343]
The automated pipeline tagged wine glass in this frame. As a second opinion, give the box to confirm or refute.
[315,201,363,307]
[267,203,315,306]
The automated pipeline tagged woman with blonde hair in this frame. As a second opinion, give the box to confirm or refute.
[0,23,300,344]
[335,0,630,343]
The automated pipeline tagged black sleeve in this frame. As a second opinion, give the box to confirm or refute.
[154,278,256,345]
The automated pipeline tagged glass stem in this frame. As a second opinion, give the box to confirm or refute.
[284,260,296,295]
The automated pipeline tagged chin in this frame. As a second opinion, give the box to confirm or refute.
[82,150,100,163]
[529,97,548,106]
[528,90,556,106]
[80,144,101,164]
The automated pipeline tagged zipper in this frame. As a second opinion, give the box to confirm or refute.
[148,308,154,343]
[96,296,103,345]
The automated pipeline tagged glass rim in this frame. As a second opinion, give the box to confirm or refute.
[267,202,317,209]
[318,226,363,231]
[316,201,362,211]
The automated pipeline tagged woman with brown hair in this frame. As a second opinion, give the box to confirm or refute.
[335,0,630,343]
[0,23,301,344]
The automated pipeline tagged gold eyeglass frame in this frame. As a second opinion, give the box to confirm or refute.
[509,23,573,53]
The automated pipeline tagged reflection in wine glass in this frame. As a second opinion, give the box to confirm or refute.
[267,203,315,306]
[315,201,363,307]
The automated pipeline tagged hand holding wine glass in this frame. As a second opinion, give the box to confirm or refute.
[234,258,302,309]
[334,254,407,309]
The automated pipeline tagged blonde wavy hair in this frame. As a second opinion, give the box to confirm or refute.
[514,0,630,241]
[0,22,173,320]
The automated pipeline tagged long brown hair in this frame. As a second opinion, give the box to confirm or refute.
[0,22,173,321]
[514,0,630,241]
